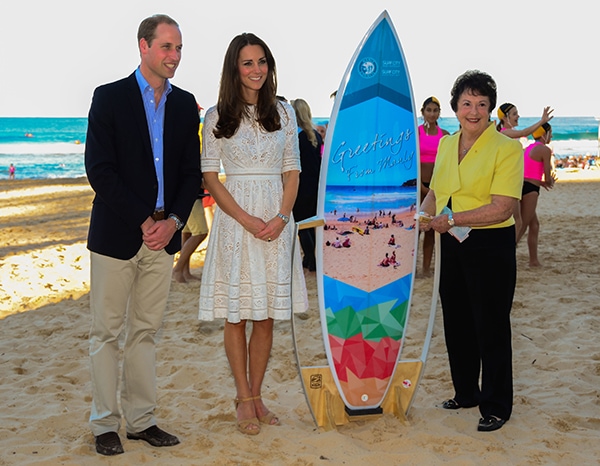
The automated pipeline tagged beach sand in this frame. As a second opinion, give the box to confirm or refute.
[323,209,416,292]
[1,173,599,465]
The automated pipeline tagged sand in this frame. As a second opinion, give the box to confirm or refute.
[322,209,416,292]
[1,172,599,465]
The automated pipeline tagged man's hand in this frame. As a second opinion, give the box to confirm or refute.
[142,218,177,250]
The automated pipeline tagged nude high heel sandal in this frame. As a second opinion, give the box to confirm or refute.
[253,395,280,426]
[234,397,260,435]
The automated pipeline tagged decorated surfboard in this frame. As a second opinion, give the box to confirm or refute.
[313,10,420,414]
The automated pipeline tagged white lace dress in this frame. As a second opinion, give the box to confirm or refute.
[199,102,308,323]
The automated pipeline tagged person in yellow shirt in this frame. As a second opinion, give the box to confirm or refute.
[173,114,209,282]
[419,70,523,433]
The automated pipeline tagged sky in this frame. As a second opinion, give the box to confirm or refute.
[2,0,598,119]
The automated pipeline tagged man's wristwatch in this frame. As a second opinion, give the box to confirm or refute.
[447,212,455,227]
[168,214,184,230]
[276,213,290,224]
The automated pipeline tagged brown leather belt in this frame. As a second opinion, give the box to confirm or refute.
[151,210,165,221]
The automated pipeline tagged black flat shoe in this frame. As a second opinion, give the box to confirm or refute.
[442,399,461,410]
[477,416,506,432]
[127,425,180,447]
[441,398,478,410]
[95,431,124,456]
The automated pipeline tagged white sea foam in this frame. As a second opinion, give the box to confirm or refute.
[0,142,84,156]
[550,139,598,158]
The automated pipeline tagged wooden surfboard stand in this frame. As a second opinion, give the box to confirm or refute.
[297,361,422,430]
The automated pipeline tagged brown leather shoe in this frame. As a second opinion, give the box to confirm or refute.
[126,425,180,447]
[95,431,124,456]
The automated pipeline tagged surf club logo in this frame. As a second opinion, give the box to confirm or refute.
[358,57,378,79]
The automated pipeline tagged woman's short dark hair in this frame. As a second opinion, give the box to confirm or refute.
[449,70,497,113]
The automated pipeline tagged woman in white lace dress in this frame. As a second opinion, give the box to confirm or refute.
[199,33,308,435]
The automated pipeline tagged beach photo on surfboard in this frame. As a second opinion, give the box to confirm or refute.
[321,43,418,294]
[323,182,417,292]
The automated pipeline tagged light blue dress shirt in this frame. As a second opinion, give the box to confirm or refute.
[135,67,172,210]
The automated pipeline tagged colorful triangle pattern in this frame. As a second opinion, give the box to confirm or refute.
[323,274,411,382]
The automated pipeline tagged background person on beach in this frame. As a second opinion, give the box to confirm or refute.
[316,124,327,153]
[84,14,201,455]
[496,103,554,238]
[202,188,215,230]
[198,115,217,237]
[8,163,15,179]
[419,70,523,432]
[379,252,390,267]
[418,96,449,276]
[516,123,555,266]
[198,32,308,435]
[173,108,211,283]
[172,189,209,282]
[496,103,554,139]
[291,98,323,272]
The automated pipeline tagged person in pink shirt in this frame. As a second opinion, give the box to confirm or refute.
[516,123,555,266]
[496,103,554,240]
[418,96,449,275]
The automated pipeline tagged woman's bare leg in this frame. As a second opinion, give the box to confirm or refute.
[248,319,278,423]
[224,321,259,432]
[422,229,434,276]
[516,192,538,244]
[527,213,542,267]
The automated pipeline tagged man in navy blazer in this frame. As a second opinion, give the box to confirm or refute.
[85,14,201,456]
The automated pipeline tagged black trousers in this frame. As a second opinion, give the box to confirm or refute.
[439,226,516,420]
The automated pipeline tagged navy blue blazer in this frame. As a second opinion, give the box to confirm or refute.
[85,72,202,259]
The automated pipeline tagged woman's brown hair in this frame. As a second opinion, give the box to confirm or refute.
[214,33,281,139]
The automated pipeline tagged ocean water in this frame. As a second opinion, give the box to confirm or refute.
[1,116,598,180]
[317,115,599,160]
[435,116,600,159]
[0,117,86,180]
[324,185,417,215]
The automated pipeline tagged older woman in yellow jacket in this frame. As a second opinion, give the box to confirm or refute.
[420,70,523,432]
